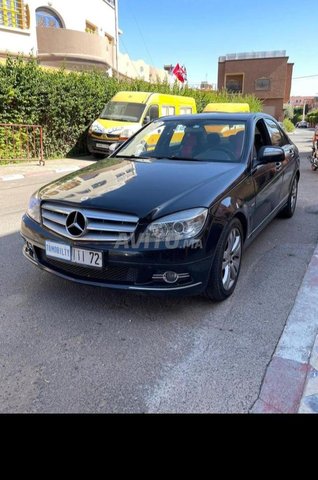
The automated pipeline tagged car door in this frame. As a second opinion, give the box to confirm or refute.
[250,118,284,232]
[264,118,297,203]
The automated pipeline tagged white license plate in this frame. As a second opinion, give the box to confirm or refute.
[96,143,109,149]
[45,242,103,268]
[46,241,71,260]
[71,247,103,268]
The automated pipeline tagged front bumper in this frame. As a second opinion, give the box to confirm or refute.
[87,135,122,156]
[21,215,213,296]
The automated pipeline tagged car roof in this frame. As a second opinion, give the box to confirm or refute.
[157,112,274,122]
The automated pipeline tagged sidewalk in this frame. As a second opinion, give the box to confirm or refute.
[251,244,318,413]
[0,156,95,182]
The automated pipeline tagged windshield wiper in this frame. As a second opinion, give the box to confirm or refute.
[165,155,197,161]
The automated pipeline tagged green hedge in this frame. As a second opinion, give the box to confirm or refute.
[283,118,295,132]
[0,56,263,159]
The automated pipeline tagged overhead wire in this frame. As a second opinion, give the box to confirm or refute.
[130,10,156,67]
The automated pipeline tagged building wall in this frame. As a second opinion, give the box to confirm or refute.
[0,2,36,56]
[0,0,117,67]
[1,0,167,80]
[118,52,168,83]
[290,96,318,109]
[30,0,117,39]
[218,53,294,120]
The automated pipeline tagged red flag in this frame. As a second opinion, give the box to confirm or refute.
[172,63,186,83]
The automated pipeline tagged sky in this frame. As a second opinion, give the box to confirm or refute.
[118,0,318,96]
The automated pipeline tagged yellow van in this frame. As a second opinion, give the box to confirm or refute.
[87,91,197,157]
[203,103,250,113]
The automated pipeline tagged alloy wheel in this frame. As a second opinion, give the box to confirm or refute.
[222,227,242,291]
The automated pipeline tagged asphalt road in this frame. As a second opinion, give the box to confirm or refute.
[0,128,317,413]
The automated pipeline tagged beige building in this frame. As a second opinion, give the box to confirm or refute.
[0,0,119,71]
[0,0,167,81]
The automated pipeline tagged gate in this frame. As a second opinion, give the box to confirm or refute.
[0,123,45,165]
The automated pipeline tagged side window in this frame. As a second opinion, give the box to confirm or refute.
[253,120,270,159]
[162,105,175,116]
[180,107,193,115]
[147,104,159,121]
[264,119,288,147]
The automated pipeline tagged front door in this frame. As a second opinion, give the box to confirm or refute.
[251,119,284,232]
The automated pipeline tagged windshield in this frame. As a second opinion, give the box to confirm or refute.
[114,118,248,163]
[100,102,146,122]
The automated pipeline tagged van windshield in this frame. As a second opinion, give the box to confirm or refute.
[100,102,146,122]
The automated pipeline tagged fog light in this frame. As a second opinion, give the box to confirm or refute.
[26,242,34,257]
[163,271,179,284]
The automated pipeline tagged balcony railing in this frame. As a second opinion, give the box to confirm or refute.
[36,27,114,68]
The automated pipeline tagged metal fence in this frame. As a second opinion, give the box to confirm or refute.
[0,123,45,165]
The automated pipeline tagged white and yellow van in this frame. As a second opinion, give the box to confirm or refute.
[203,103,250,113]
[87,91,197,157]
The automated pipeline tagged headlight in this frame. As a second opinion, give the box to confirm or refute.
[120,127,137,140]
[144,208,208,241]
[89,121,106,135]
[27,192,41,223]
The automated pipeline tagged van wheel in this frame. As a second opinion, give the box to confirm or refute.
[205,218,243,301]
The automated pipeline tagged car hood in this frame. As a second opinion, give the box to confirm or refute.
[39,157,246,221]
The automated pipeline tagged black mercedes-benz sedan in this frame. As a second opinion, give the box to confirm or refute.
[21,113,300,301]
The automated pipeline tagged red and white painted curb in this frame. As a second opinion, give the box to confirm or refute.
[251,246,318,413]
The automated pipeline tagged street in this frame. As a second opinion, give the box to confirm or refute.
[0,128,317,413]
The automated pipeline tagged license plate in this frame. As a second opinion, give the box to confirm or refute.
[45,242,103,268]
[96,143,109,149]
[71,247,103,268]
[46,241,71,260]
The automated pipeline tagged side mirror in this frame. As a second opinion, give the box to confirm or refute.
[143,115,151,126]
[258,146,285,163]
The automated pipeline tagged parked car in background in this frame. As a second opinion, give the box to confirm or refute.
[296,121,309,128]
[22,113,300,301]
[87,91,197,158]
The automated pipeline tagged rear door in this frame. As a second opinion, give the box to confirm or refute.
[264,118,297,202]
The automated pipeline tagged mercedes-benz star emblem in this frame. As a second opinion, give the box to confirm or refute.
[65,211,87,237]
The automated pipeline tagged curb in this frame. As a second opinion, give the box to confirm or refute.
[251,245,318,413]
[0,166,81,182]
[298,335,318,413]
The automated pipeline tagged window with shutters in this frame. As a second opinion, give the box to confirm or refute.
[0,0,26,29]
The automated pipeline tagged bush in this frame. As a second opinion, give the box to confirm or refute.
[283,118,295,132]
[283,103,294,120]
[0,56,263,159]
[307,109,318,126]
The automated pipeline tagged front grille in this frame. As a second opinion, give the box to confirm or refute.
[37,250,137,283]
[41,202,139,242]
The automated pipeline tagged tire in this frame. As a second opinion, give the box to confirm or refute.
[205,218,243,302]
[311,164,318,171]
[279,175,298,218]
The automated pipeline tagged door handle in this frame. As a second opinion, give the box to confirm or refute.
[289,149,295,158]
[275,162,282,171]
